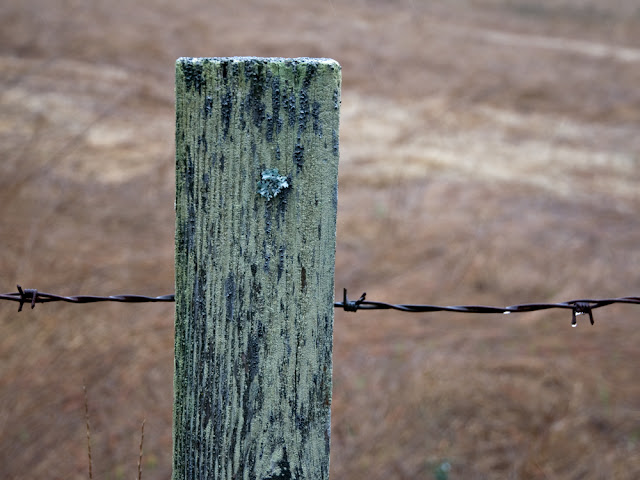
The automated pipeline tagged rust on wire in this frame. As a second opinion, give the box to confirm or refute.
[2,285,640,327]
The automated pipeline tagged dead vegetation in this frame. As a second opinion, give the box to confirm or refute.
[1,0,639,478]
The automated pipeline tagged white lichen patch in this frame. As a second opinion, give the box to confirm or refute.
[258,168,290,200]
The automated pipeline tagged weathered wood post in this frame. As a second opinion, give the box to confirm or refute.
[173,57,340,480]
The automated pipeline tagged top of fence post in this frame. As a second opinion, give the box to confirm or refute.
[173,57,340,480]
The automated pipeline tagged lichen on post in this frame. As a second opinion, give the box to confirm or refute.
[173,57,340,480]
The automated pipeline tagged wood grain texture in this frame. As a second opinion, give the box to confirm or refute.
[174,57,340,480]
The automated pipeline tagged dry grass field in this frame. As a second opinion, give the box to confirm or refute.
[1,0,640,478]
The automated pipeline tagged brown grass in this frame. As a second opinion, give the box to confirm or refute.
[1,0,640,478]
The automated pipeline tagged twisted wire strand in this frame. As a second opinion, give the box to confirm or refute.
[336,289,640,326]
[335,290,630,313]
[1,286,174,312]
[2,286,639,325]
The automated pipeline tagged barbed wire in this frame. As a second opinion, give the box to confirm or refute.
[0,286,175,312]
[339,290,640,327]
[2,286,640,326]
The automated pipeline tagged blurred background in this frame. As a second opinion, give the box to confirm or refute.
[1,0,639,478]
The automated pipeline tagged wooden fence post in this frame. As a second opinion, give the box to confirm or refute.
[173,57,340,480]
